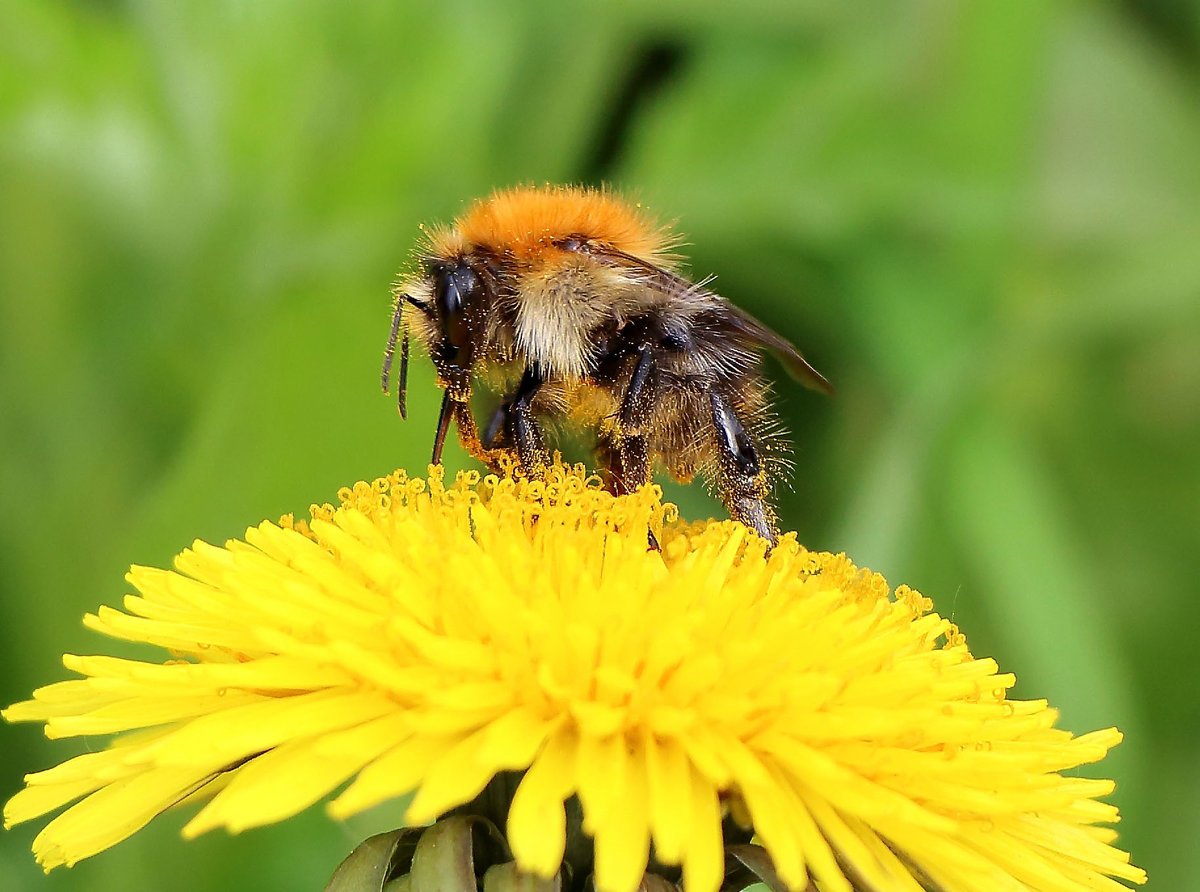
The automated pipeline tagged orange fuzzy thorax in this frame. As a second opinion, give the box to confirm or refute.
[431,185,676,264]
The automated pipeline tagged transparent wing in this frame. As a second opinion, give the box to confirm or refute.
[561,239,833,395]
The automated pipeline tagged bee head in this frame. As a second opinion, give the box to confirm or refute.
[428,258,485,397]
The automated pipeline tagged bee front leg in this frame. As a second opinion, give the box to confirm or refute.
[506,366,549,476]
[709,389,778,545]
[482,402,509,450]
[452,400,508,473]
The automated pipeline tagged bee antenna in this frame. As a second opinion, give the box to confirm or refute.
[398,328,410,419]
[382,296,409,419]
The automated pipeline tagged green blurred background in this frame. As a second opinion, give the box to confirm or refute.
[2,1,1197,888]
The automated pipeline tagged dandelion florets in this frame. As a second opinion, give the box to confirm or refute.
[4,463,1145,891]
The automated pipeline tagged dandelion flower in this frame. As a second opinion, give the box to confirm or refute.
[4,463,1145,891]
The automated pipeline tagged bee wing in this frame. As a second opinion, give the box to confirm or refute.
[565,240,833,395]
[722,305,834,395]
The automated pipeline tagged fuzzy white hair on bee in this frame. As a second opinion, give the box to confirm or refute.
[380,184,832,545]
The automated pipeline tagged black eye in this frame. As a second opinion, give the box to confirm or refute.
[435,263,481,351]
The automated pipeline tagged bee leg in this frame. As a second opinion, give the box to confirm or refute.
[611,345,654,493]
[709,389,778,545]
[621,437,660,552]
[618,346,654,428]
[614,435,650,494]
[507,366,549,476]
[609,346,659,551]
[451,399,508,472]
[596,432,658,551]
[600,428,651,495]
[482,403,509,449]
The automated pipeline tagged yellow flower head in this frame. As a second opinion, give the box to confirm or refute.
[4,463,1145,891]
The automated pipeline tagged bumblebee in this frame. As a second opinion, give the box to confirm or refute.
[382,185,831,543]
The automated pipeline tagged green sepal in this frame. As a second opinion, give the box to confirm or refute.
[482,860,563,892]
[637,873,680,892]
[325,828,423,892]
[725,844,787,892]
[408,816,478,892]
[407,815,511,892]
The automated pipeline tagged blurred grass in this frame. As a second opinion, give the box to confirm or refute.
[1,1,1198,888]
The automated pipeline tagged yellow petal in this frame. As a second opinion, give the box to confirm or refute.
[32,765,219,870]
[508,731,577,877]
